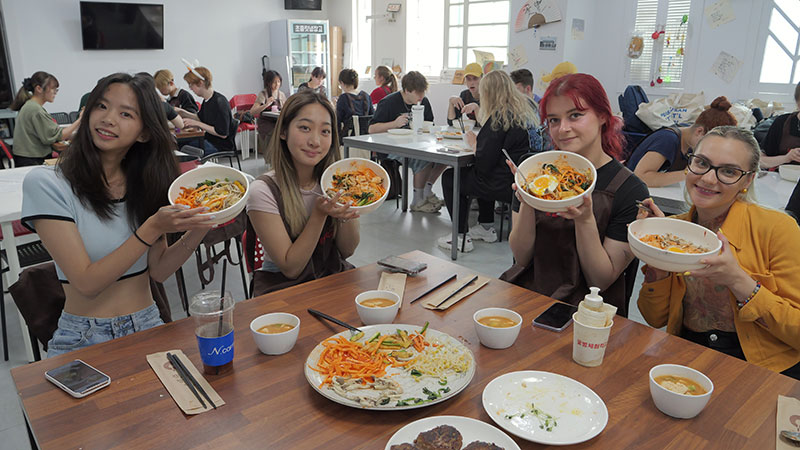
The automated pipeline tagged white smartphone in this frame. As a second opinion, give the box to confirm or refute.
[532,302,579,332]
[45,359,111,398]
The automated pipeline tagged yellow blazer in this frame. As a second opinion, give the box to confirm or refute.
[637,200,800,373]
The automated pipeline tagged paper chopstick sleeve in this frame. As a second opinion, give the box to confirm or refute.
[147,349,225,415]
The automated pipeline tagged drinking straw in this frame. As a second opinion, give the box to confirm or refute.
[215,260,228,375]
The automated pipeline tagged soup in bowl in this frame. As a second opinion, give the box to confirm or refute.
[649,364,714,419]
[250,312,300,355]
[355,290,400,325]
[473,307,522,349]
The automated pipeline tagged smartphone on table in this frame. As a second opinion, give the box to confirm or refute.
[377,255,427,275]
[45,359,111,398]
[532,302,579,332]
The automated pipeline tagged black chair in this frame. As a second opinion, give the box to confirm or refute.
[51,112,71,125]
[68,111,80,123]
[1,240,52,361]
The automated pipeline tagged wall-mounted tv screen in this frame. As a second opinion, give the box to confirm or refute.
[80,2,164,50]
[285,0,322,11]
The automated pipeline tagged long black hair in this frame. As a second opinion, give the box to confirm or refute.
[10,71,58,111]
[263,70,283,98]
[58,73,178,228]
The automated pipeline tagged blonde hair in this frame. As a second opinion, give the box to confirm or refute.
[374,66,398,93]
[478,71,539,132]
[267,91,341,238]
[688,125,760,204]
[153,69,173,90]
[183,66,212,88]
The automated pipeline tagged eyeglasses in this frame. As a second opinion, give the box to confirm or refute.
[686,154,754,185]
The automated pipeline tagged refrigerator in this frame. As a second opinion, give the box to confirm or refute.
[269,19,331,97]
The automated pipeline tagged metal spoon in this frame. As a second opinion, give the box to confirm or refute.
[781,430,800,445]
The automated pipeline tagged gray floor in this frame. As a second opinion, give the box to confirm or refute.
[0,154,647,446]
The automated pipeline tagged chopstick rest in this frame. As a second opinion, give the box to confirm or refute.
[421,274,490,310]
[147,350,225,415]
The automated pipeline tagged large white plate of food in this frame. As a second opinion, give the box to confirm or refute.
[320,158,390,214]
[627,217,722,272]
[386,416,521,450]
[515,151,596,213]
[482,371,608,446]
[304,323,475,410]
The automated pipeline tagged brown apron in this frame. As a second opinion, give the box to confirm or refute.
[247,175,353,296]
[256,95,282,139]
[500,166,633,316]
[779,112,800,156]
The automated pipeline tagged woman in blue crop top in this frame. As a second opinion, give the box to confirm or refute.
[21,73,214,356]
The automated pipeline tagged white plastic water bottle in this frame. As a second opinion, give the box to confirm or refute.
[411,104,425,132]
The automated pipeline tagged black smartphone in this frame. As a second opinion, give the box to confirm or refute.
[532,302,579,332]
[377,255,427,275]
[45,359,111,398]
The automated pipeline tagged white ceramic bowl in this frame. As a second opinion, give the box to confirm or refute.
[168,165,250,226]
[628,218,722,272]
[320,158,391,215]
[779,164,800,182]
[250,313,300,355]
[473,307,523,349]
[649,364,713,419]
[355,290,400,325]
[515,151,597,213]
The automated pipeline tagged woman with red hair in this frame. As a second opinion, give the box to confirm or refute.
[504,73,649,316]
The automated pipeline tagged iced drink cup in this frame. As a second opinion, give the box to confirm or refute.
[189,290,235,375]
[572,312,613,367]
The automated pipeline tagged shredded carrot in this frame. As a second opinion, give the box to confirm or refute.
[174,179,245,212]
[310,336,406,388]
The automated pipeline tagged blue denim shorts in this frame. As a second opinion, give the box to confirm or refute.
[47,304,164,357]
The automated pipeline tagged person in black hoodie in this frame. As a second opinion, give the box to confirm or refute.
[437,70,538,252]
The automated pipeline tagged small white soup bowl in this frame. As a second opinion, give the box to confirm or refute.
[649,363,714,419]
[250,313,300,355]
[473,307,523,349]
[355,290,400,325]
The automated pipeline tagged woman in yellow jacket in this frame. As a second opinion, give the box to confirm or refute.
[637,126,800,379]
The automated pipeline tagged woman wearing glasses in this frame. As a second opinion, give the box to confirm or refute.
[637,126,800,379]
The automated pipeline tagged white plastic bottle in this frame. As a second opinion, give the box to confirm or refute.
[575,287,616,327]
[411,104,425,133]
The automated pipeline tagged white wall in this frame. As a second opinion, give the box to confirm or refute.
[1,0,353,113]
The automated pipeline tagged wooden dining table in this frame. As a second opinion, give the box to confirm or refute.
[11,251,800,449]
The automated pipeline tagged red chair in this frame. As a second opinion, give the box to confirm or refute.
[241,229,264,297]
[230,94,258,160]
[0,139,13,168]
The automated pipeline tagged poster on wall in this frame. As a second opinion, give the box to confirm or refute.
[514,0,562,33]
[705,0,735,30]
[539,36,557,51]
[509,45,528,69]
[710,51,742,83]
[571,18,585,40]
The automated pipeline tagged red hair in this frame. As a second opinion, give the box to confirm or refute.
[540,73,625,160]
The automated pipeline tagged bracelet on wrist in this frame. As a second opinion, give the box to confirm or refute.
[737,280,761,308]
[133,229,153,247]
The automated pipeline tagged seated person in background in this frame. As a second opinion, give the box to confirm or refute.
[369,71,447,213]
[246,91,359,295]
[298,67,328,97]
[154,69,199,114]
[637,126,800,380]
[506,73,649,316]
[10,71,82,166]
[760,81,800,169]
[251,70,288,154]
[437,71,537,253]
[510,68,550,153]
[21,72,212,356]
[447,63,482,126]
[180,66,234,155]
[138,72,183,130]
[335,68,374,139]
[626,96,737,187]
[370,65,398,105]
